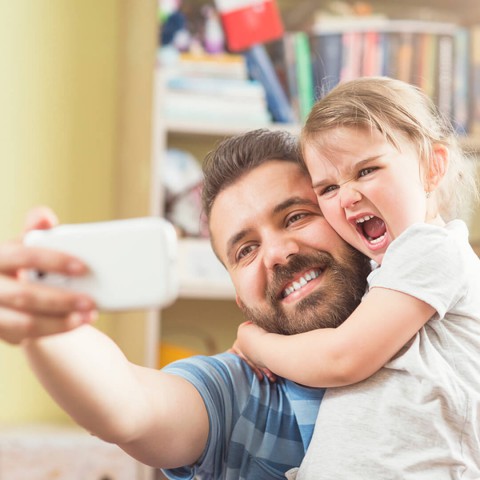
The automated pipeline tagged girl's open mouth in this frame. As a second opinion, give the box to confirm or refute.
[356,215,387,246]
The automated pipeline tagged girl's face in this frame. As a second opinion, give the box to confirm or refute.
[304,126,428,265]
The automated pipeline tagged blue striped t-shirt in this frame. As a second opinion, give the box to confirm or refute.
[162,353,325,480]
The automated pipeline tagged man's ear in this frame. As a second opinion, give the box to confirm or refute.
[235,294,242,309]
[426,143,449,191]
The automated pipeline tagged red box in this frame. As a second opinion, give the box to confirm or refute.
[216,0,284,52]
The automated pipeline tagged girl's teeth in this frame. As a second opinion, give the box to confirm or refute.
[368,233,386,245]
[356,215,374,224]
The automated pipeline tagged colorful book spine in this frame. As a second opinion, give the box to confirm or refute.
[294,31,315,121]
[453,27,470,134]
[470,25,480,135]
[244,44,296,123]
[310,32,342,97]
[436,33,454,122]
[214,0,284,52]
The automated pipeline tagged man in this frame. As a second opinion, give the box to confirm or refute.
[0,129,371,479]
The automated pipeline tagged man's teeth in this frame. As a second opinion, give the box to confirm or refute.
[282,270,320,298]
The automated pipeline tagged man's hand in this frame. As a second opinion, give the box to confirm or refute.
[0,207,96,344]
[230,321,277,382]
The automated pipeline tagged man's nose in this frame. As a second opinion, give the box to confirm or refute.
[339,182,362,209]
[263,235,300,270]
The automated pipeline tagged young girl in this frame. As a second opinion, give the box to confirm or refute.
[234,77,480,477]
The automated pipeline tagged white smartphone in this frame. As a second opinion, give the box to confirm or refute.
[24,217,179,311]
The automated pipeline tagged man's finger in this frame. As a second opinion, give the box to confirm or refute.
[0,242,87,276]
[0,275,94,316]
[0,307,96,345]
[23,206,59,234]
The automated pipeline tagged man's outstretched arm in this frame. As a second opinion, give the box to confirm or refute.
[0,207,210,468]
[23,326,209,469]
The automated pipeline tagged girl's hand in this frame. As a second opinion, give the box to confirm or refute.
[229,321,277,382]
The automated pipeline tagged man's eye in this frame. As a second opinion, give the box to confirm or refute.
[358,167,377,178]
[237,244,257,260]
[286,212,307,226]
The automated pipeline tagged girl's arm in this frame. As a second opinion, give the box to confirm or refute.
[236,223,460,387]
[236,288,434,387]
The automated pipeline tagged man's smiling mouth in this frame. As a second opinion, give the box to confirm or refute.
[281,269,321,298]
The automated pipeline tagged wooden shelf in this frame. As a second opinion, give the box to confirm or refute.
[165,119,300,137]
[165,119,480,154]
[177,238,236,300]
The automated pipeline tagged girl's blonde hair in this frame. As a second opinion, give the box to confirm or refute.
[301,76,478,222]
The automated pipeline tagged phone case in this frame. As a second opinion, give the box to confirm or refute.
[24,217,179,311]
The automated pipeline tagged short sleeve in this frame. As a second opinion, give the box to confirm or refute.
[161,353,254,479]
[368,222,467,318]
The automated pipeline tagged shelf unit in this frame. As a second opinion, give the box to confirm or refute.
[145,0,480,370]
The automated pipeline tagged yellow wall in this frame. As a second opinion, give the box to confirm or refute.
[0,1,121,424]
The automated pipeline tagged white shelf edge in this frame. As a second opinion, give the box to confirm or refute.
[177,237,236,301]
[165,119,480,153]
[179,284,236,300]
[165,119,301,137]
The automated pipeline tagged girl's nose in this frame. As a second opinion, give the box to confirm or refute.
[339,183,362,210]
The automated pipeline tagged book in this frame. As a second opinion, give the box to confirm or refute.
[166,76,266,101]
[244,43,296,123]
[410,32,427,89]
[421,33,438,101]
[162,90,271,125]
[361,30,383,77]
[340,30,362,81]
[396,30,414,83]
[214,0,284,52]
[310,31,342,98]
[267,33,301,121]
[470,24,480,135]
[294,31,315,120]
[453,27,470,134]
[164,52,249,80]
[382,31,401,79]
[436,33,454,122]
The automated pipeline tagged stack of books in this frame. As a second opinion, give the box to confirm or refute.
[160,51,271,126]
[265,14,480,135]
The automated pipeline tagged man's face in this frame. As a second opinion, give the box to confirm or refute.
[209,160,371,335]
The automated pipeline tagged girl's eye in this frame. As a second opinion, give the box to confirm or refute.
[318,185,339,196]
[358,167,378,178]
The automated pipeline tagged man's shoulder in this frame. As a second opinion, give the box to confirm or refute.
[163,352,256,391]
[163,352,325,405]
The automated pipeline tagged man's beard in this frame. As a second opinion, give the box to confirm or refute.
[237,247,371,335]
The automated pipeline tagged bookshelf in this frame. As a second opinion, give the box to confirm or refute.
[148,0,480,369]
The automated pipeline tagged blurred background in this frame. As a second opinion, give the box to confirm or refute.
[0,0,479,478]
